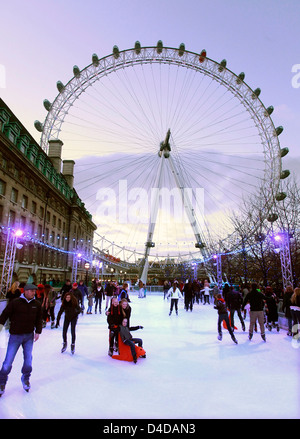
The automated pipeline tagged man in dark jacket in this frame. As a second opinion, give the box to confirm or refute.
[227,287,246,332]
[0,283,42,396]
[242,283,266,341]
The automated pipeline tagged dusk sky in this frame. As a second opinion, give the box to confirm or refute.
[1,0,299,259]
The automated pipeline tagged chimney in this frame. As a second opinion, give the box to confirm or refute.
[48,139,63,173]
[62,159,75,189]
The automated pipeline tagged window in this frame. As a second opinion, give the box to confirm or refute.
[21,194,28,209]
[31,201,37,214]
[0,179,6,196]
[30,220,35,235]
[10,188,18,203]
[52,215,56,227]
[8,210,16,226]
[46,211,50,222]
[20,216,26,228]
[39,206,44,218]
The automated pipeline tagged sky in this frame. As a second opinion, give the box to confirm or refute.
[1,0,300,259]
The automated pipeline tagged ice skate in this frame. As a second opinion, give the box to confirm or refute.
[217,333,222,341]
[51,321,55,329]
[108,347,113,356]
[231,335,238,344]
[61,342,67,353]
[248,332,253,340]
[21,377,30,392]
[261,334,266,342]
[0,384,5,397]
[71,344,75,355]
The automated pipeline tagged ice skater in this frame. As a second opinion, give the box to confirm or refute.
[214,294,238,344]
[119,318,144,363]
[242,283,266,342]
[56,292,82,354]
[0,283,43,396]
[106,297,122,356]
[166,282,183,315]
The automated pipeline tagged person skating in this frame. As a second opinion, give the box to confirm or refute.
[183,279,194,311]
[0,283,42,396]
[214,294,238,344]
[93,281,105,314]
[227,286,246,331]
[119,318,144,363]
[166,282,183,315]
[56,292,81,354]
[106,297,122,356]
[264,286,279,332]
[242,283,267,341]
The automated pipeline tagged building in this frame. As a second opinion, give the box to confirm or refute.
[0,98,97,289]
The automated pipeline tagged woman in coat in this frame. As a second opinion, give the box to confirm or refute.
[56,292,82,354]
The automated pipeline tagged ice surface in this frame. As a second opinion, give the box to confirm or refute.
[0,293,299,419]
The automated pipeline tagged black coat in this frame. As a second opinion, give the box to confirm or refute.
[227,290,243,310]
[56,300,81,324]
[242,289,266,311]
[107,304,122,329]
[0,295,42,335]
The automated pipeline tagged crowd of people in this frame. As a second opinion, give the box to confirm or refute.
[0,276,299,397]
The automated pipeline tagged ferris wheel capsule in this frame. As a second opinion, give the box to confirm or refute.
[178,43,185,56]
[280,169,290,179]
[113,45,120,59]
[34,120,44,132]
[156,40,163,54]
[43,99,51,111]
[92,53,99,66]
[275,192,287,201]
[275,126,284,136]
[73,65,81,78]
[56,81,65,93]
[135,41,141,54]
[264,106,274,116]
[218,59,227,72]
[236,72,245,84]
[252,88,261,99]
[267,213,278,223]
[280,147,289,157]
[199,49,206,63]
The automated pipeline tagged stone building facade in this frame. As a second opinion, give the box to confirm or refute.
[0,98,97,287]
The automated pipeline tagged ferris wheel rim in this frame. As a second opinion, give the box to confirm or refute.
[36,43,284,262]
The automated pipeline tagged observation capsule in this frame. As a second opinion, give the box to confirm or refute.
[267,213,278,223]
[92,53,99,66]
[156,40,163,54]
[135,41,141,54]
[199,49,206,63]
[236,72,245,84]
[73,65,80,77]
[178,43,185,56]
[218,59,227,72]
[113,45,120,59]
[252,88,261,99]
[43,99,51,111]
[275,192,287,201]
[34,120,43,132]
[280,169,290,179]
[275,126,284,136]
[265,106,274,116]
[56,81,65,93]
[280,147,289,157]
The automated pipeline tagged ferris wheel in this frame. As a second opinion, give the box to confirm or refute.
[34,41,288,279]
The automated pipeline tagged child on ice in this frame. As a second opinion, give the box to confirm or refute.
[214,294,238,344]
[119,318,145,363]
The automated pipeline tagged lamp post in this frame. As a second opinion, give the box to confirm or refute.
[84,262,90,286]
[0,228,24,297]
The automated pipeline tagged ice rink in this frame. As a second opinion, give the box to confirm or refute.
[0,292,299,419]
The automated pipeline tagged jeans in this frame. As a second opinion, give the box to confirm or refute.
[169,298,179,314]
[230,308,245,329]
[0,333,34,385]
[218,313,234,336]
[124,338,143,359]
[63,317,78,344]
